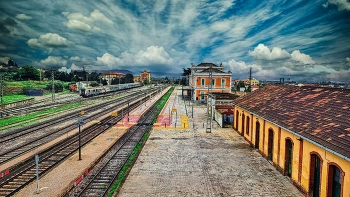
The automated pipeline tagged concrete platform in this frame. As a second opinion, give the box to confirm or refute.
[117,87,303,197]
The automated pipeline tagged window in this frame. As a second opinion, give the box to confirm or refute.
[201,78,205,86]
[212,79,215,86]
[222,78,226,87]
[200,92,204,100]
[246,117,250,135]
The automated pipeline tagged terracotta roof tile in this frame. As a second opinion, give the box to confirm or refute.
[233,85,350,159]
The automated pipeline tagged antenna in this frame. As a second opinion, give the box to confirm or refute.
[206,64,213,133]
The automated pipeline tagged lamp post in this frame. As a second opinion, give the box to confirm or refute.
[76,111,85,160]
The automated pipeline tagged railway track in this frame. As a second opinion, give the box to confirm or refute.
[66,92,163,197]
[0,89,159,165]
[0,89,160,197]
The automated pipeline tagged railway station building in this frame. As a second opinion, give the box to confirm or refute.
[232,85,350,197]
[101,72,125,85]
[189,63,232,102]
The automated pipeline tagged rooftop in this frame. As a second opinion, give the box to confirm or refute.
[233,85,350,160]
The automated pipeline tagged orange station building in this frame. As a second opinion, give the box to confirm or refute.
[232,85,350,197]
[189,63,232,102]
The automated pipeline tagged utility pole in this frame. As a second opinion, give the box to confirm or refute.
[76,111,85,160]
[0,75,3,104]
[51,70,55,102]
[249,67,252,91]
[206,64,213,133]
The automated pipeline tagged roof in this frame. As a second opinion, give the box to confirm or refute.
[195,63,220,67]
[210,92,239,100]
[199,67,227,74]
[102,72,125,75]
[232,84,350,160]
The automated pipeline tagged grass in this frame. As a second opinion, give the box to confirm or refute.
[0,102,83,130]
[108,87,174,197]
[1,95,32,104]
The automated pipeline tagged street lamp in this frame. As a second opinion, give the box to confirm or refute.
[76,110,85,160]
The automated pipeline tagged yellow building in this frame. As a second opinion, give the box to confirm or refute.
[232,85,349,197]
[189,63,232,101]
[134,70,150,84]
[101,72,125,85]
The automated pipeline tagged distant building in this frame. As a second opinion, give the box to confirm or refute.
[233,85,350,197]
[134,70,151,84]
[189,63,232,102]
[101,72,125,85]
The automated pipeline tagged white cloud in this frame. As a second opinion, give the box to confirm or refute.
[36,56,67,67]
[249,44,290,60]
[328,0,350,11]
[27,33,73,48]
[96,46,173,69]
[90,10,113,24]
[63,9,113,32]
[291,50,315,64]
[15,14,32,20]
[70,56,81,61]
[70,63,81,70]
[346,57,350,63]
[66,20,91,32]
[0,57,10,63]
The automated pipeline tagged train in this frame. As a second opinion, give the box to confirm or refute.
[80,82,141,97]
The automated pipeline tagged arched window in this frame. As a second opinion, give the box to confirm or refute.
[246,117,250,135]
[327,164,343,197]
[267,129,274,161]
[255,121,260,149]
[241,113,245,135]
[309,153,322,197]
[284,139,293,177]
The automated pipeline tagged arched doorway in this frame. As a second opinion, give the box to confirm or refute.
[235,110,239,130]
[327,165,343,197]
[284,139,293,177]
[241,113,245,136]
[255,121,260,149]
[309,154,322,197]
[267,129,274,161]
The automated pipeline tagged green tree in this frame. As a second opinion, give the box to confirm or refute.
[45,81,64,92]
[125,74,134,83]
[236,81,246,91]
[15,65,40,80]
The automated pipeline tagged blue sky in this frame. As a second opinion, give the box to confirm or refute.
[0,0,350,82]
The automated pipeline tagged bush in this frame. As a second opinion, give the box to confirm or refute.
[45,81,64,92]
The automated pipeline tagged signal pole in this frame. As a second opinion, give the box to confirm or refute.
[51,70,55,102]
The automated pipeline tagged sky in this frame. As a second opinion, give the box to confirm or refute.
[0,0,350,82]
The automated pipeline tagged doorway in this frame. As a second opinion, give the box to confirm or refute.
[284,139,293,177]
[255,122,260,149]
[267,129,274,161]
[309,154,321,197]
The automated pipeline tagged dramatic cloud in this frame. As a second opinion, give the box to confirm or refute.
[327,0,350,11]
[66,20,91,32]
[0,17,17,34]
[96,46,173,69]
[249,44,290,60]
[291,50,315,64]
[15,14,32,20]
[34,56,67,67]
[63,9,113,32]
[27,33,73,48]
[1,1,350,82]
[69,56,81,61]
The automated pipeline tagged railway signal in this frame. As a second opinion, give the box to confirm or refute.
[76,115,84,160]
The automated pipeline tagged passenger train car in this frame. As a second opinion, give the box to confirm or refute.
[80,82,141,97]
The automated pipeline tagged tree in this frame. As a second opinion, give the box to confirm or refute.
[125,74,134,83]
[45,81,64,92]
[15,65,40,80]
[236,81,245,91]
[182,68,191,76]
